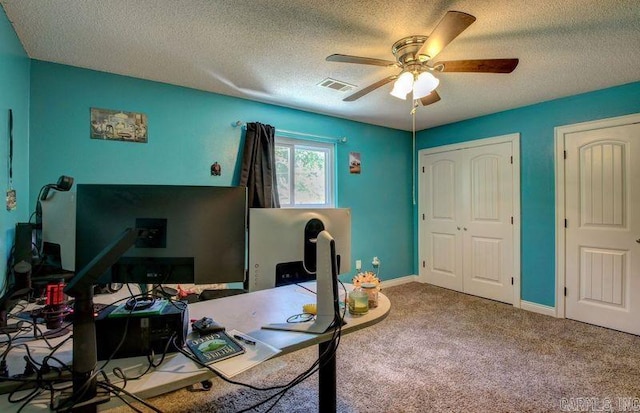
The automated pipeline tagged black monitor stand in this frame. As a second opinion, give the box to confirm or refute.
[61,228,140,412]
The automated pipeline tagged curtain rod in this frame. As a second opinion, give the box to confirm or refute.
[232,121,347,144]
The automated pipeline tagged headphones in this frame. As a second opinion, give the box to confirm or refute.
[124,296,155,311]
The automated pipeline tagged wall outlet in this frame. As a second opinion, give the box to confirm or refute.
[372,256,380,267]
[355,260,362,271]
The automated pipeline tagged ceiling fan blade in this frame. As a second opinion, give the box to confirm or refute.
[344,75,398,101]
[417,11,476,60]
[419,90,441,106]
[435,59,519,73]
[326,54,397,67]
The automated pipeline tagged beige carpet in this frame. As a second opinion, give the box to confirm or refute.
[107,282,640,412]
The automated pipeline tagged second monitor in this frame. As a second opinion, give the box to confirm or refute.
[248,208,351,291]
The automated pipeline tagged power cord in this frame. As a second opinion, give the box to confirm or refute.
[238,283,346,412]
[1,287,173,413]
[2,279,346,412]
[175,281,347,412]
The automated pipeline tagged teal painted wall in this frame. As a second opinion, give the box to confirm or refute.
[0,7,30,292]
[417,82,640,307]
[29,60,414,282]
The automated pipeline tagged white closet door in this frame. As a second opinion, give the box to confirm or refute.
[421,150,464,291]
[420,138,516,305]
[462,142,514,304]
[565,122,640,335]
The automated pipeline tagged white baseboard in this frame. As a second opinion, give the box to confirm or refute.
[520,300,556,317]
[381,274,420,289]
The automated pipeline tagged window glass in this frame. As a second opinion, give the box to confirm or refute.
[275,137,334,208]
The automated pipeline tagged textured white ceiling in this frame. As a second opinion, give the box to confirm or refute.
[2,0,639,131]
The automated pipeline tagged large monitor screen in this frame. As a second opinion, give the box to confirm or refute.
[75,184,247,285]
[248,208,351,291]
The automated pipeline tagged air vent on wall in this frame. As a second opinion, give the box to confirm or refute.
[317,78,355,92]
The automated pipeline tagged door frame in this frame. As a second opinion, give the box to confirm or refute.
[554,113,640,318]
[418,133,521,308]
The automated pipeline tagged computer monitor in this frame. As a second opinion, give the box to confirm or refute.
[247,208,351,292]
[75,184,247,286]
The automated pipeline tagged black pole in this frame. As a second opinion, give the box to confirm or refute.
[72,287,97,412]
[318,340,337,412]
[63,228,139,412]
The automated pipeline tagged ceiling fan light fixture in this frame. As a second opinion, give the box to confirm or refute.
[412,71,440,99]
[390,71,414,100]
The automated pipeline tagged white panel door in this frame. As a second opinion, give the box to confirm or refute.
[565,122,640,335]
[421,150,464,291]
[420,140,515,304]
[462,142,514,303]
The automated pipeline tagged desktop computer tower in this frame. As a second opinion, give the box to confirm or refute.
[95,300,189,360]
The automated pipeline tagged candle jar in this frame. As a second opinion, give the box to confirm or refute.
[361,282,379,308]
[348,287,369,316]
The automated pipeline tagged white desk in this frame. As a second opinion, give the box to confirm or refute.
[0,283,390,411]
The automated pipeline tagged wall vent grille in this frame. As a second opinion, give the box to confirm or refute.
[317,78,355,92]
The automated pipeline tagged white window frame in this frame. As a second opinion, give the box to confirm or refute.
[275,136,335,208]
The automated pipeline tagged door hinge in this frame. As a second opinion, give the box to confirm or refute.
[511,277,514,285]
[422,166,425,173]
[564,219,568,228]
[422,213,425,220]
[422,260,426,268]
[510,216,514,224]
[563,150,567,160]
[510,155,513,164]
[564,287,567,297]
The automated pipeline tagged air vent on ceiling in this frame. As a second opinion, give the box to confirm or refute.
[317,78,355,92]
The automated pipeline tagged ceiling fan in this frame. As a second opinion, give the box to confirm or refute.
[326,11,519,106]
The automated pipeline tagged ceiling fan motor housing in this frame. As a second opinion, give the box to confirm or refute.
[392,36,430,66]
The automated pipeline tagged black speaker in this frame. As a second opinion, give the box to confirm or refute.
[13,261,32,290]
[14,223,34,264]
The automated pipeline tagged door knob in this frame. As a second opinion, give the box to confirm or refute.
[463,227,467,231]
[636,239,640,244]
[457,226,461,230]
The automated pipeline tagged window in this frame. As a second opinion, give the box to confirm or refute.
[275,137,334,208]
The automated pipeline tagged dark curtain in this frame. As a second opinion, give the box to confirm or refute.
[239,122,280,208]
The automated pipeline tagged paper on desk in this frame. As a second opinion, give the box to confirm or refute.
[208,329,280,378]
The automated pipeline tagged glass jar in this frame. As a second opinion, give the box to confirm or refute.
[348,287,369,315]
[361,282,379,308]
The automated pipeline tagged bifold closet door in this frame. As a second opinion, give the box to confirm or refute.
[421,141,514,304]
[421,150,464,292]
[461,142,514,304]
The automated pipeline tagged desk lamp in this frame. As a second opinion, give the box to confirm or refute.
[35,175,74,255]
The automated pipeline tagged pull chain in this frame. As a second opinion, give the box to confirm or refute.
[411,101,418,205]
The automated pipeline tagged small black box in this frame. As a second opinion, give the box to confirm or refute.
[95,300,189,360]
[14,223,34,264]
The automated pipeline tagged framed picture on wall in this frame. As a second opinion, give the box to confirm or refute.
[349,152,361,174]
[90,108,148,143]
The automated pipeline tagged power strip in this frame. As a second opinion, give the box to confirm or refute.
[0,369,72,395]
